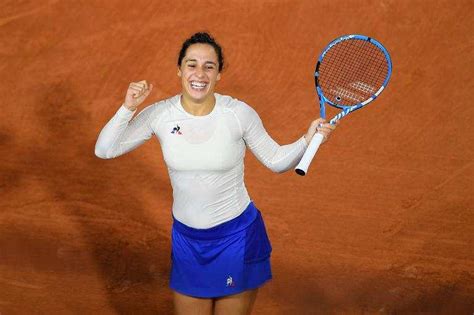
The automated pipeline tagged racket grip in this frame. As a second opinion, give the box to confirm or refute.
[295,133,324,176]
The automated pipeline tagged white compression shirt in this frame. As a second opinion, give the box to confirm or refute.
[95,93,308,228]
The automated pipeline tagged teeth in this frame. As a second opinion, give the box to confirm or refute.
[190,81,207,89]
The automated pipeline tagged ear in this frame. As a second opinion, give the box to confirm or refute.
[177,68,182,77]
[217,72,221,81]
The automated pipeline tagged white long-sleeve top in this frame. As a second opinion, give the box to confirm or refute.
[95,93,308,228]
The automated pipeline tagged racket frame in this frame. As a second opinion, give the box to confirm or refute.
[295,34,392,176]
[316,34,392,124]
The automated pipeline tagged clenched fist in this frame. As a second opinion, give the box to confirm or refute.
[124,80,153,111]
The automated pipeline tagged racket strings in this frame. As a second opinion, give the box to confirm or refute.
[327,41,384,99]
[318,39,389,106]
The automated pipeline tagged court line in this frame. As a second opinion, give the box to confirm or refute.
[0,0,60,27]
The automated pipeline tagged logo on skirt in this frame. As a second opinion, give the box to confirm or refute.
[226,276,235,287]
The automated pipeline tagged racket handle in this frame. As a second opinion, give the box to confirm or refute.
[295,133,324,176]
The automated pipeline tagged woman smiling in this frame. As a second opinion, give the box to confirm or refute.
[95,32,336,315]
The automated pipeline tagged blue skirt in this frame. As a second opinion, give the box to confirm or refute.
[170,202,272,298]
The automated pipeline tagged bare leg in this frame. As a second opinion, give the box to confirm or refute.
[213,288,258,315]
[173,291,214,315]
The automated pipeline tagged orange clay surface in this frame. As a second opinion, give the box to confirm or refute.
[1,1,473,314]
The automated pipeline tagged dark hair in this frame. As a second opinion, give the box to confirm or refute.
[178,32,224,72]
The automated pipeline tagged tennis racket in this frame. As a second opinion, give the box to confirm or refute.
[295,34,392,176]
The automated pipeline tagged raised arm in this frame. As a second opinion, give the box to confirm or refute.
[94,104,159,159]
[95,80,157,159]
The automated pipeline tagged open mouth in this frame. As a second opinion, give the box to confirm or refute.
[189,81,208,91]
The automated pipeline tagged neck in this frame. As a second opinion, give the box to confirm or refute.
[181,94,216,116]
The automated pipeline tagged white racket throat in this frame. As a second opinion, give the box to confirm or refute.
[295,133,324,176]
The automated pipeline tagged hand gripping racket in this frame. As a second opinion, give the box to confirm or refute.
[295,34,392,176]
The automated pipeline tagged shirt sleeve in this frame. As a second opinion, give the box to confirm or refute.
[237,102,308,173]
[94,103,159,159]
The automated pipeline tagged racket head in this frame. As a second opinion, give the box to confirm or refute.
[315,34,392,115]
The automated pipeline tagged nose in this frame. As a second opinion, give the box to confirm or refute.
[195,66,205,78]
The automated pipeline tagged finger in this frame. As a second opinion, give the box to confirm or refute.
[130,81,146,87]
[319,125,335,132]
[316,125,332,133]
[137,80,148,89]
[130,83,145,91]
[129,86,145,96]
[318,130,331,137]
[131,81,147,88]
[316,127,327,134]
[129,87,142,97]
[310,120,320,128]
[143,87,152,97]
[145,83,153,95]
[321,123,337,130]
[129,86,142,92]
[310,119,324,129]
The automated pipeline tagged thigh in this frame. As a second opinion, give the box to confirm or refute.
[213,288,259,315]
[173,291,213,315]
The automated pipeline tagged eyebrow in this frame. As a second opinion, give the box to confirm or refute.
[185,59,217,66]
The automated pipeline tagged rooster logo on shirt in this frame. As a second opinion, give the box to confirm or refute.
[171,124,182,135]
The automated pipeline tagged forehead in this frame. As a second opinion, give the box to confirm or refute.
[184,43,218,62]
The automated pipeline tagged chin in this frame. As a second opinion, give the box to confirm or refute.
[186,88,214,103]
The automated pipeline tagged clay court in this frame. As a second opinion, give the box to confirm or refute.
[1,0,473,314]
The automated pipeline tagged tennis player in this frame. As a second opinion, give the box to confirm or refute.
[95,32,336,315]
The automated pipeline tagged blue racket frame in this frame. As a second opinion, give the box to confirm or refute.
[315,34,392,123]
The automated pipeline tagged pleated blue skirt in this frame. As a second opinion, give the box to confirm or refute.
[170,202,272,298]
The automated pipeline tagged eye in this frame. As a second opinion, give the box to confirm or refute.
[187,64,196,68]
